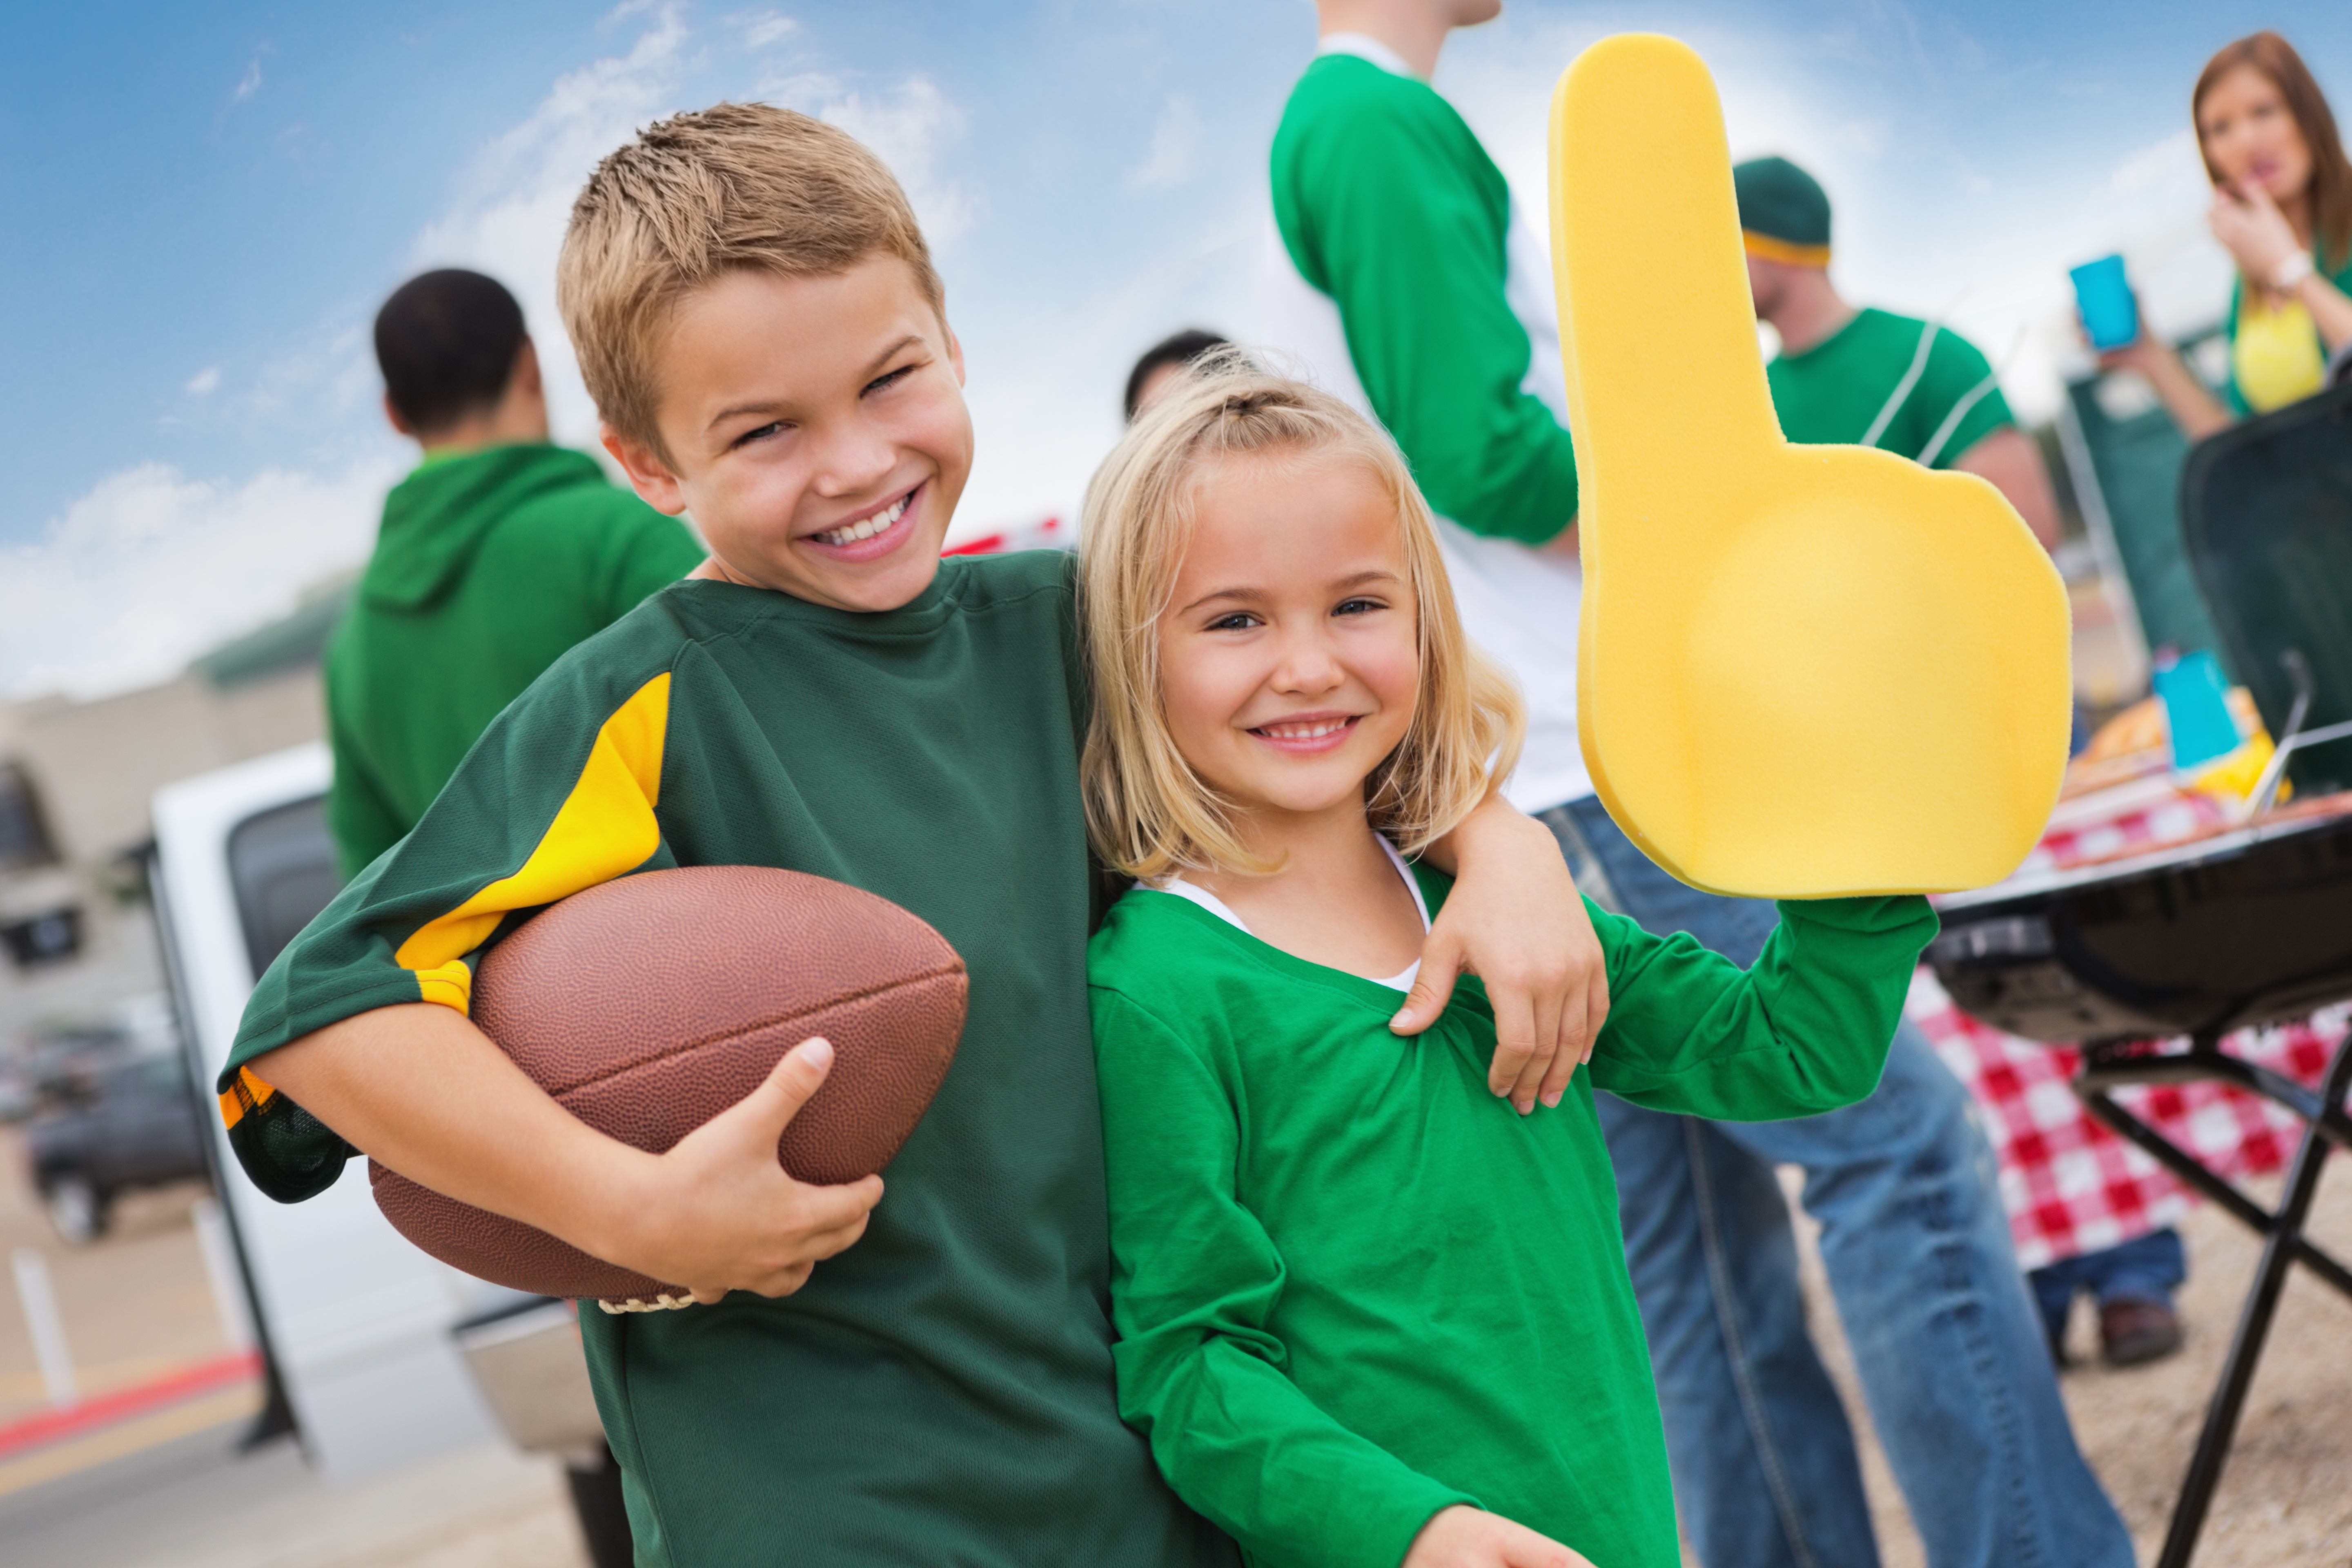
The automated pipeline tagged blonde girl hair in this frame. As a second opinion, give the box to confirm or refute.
[1080,356,1525,880]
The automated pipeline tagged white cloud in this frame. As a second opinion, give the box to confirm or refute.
[0,458,396,700]
[408,3,691,445]
[2,8,694,699]
[735,10,798,49]
[1128,96,1202,192]
[232,58,263,104]
[2111,128,2200,194]
[1833,117,1888,159]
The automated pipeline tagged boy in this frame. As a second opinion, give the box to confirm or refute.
[218,105,1598,1565]
[330,268,704,878]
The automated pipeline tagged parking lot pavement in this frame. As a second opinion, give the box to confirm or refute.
[0,1126,591,1565]
[0,1138,234,1426]
[0,1416,590,1568]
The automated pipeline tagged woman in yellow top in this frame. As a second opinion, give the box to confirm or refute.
[2106,30,2352,437]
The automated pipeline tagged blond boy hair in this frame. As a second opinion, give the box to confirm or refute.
[557,102,944,457]
[1081,359,1525,879]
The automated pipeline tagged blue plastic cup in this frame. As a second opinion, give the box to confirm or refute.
[2070,255,2138,352]
[2152,649,2240,771]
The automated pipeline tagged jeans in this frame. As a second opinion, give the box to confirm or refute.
[2030,1227,2187,1344]
[1544,797,2132,1568]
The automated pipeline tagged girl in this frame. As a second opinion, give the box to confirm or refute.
[2105,30,2352,438]
[1080,365,1939,1568]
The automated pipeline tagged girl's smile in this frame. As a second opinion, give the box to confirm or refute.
[1249,710,1365,754]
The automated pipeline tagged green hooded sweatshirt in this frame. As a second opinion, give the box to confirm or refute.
[325,444,703,878]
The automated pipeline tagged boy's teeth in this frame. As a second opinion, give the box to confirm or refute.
[813,494,909,547]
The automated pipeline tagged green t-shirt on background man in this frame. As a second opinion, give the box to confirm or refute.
[226,552,1235,1568]
[325,443,704,878]
[1091,863,1938,1568]
[1766,306,2013,466]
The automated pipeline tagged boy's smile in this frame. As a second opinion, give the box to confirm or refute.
[604,257,973,613]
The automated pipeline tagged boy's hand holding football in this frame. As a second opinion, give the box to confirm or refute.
[615,1038,885,1304]
[1403,1506,1597,1568]
[1394,795,1611,1114]
[265,1009,881,1303]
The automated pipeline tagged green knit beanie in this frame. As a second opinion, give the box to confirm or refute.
[1734,156,1832,266]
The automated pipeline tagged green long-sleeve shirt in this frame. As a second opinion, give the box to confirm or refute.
[1270,52,1579,544]
[325,443,704,879]
[1091,869,1937,1568]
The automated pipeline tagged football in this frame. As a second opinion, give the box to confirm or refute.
[370,866,968,1308]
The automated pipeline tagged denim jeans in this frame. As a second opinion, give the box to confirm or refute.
[1544,797,2132,1568]
[2030,1226,2187,1343]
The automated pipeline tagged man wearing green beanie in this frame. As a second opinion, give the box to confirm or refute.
[1736,155,2060,539]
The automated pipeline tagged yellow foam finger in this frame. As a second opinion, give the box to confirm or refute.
[1548,35,2070,898]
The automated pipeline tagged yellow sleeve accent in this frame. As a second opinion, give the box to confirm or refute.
[392,672,672,1013]
[219,1065,277,1131]
[1549,38,2069,898]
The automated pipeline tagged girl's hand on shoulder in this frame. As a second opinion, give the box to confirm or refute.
[1402,1506,1595,1568]
[1397,796,1611,1115]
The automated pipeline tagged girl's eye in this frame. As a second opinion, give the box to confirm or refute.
[1207,612,1260,632]
[1333,597,1383,617]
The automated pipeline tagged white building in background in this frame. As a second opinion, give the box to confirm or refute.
[0,578,352,1055]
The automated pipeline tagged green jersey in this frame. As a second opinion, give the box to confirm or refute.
[1267,40,1594,814]
[325,443,704,879]
[1091,869,1937,1568]
[1765,307,2013,467]
[1270,49,1579,545]
[225,552,1234,1568]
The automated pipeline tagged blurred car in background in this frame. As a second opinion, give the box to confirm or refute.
[22,1040,210,1242]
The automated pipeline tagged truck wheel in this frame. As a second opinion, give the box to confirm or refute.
[42,1174,106,1245]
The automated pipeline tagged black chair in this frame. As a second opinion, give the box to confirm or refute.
[2180,380,2352,798]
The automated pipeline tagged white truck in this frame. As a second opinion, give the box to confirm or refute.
[149,744,628,1565]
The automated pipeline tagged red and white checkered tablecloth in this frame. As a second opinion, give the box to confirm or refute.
[2013,778,2233,879]
[1909,974,2344,1271]
[1913,776,2347,1270]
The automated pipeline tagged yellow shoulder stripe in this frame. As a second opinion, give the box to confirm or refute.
[393,672,672,1014]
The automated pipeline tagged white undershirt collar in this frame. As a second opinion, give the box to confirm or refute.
[1146,837,1431,991]
[1316,31,1419,81]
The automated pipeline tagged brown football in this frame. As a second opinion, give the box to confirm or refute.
[369,866,967,1307]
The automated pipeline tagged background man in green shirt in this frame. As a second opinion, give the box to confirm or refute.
[326,269,704,878]
[1262,9,2128,1566]
[1737,156,2061,544]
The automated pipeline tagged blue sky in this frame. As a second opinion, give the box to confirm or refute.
[3,1,2346,697]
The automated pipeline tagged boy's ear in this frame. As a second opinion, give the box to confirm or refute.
[601,423,690,517]
[944,317,966,388]
[383,393,416,439]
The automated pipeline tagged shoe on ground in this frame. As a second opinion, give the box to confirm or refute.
[2100,1298,2183,1367]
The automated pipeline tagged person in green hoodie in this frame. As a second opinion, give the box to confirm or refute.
[326,268,704,878]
